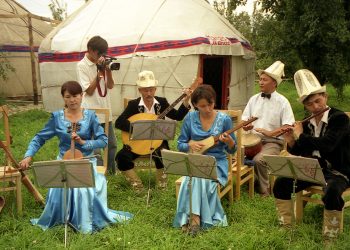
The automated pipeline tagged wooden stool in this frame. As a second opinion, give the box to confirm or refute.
[0,166,22,215]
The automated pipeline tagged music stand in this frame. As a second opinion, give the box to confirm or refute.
[161,149,217,227]
[129,119,177,206]
[263,154,325,226]
[32,159,94,248]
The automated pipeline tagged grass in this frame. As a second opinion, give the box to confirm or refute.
[0,83,350,249]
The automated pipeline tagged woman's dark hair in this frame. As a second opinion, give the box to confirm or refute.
[61,81,83,96]
[191,84,216,107]
[87,36,108,55]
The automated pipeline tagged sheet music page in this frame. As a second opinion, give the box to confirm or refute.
[161,149,217,180]
[32,159,95,188]
[65,161,95,188]
[263,154,326,185]
[130,120,176,140]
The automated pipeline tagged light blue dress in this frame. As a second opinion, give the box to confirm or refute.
[173,111,237,229]
[24,109,133,233]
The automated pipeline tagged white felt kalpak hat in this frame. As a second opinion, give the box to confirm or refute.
[294,69,326,103]
[257,61,285,85]
[136,70,158,88]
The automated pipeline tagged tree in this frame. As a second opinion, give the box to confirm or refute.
[49,0,67,21]
[258,0,350,97]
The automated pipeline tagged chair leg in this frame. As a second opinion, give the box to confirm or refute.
[16,176,22,216]
[295,191,304,223]
[249,174,254,198]
[229,186,234,204]
[235,178,241,201]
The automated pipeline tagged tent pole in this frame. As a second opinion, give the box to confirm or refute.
[28,15,39,105]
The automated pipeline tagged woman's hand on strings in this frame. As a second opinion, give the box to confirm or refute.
[19,156,32,170]
[188,140,205,152]
[219,132,235,149]
[72,132,85,145]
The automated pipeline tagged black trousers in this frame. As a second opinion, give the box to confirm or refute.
[116,142,169,171]
[273,169,349,211]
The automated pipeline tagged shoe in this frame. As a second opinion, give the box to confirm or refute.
[181,224,190,234]
[189,224,201,237]
[259,192,270,198]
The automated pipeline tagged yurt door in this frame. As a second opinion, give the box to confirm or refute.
[200,56,230,109]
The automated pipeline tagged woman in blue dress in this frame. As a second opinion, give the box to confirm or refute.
[173,84,237,235]
[19,81,132,233]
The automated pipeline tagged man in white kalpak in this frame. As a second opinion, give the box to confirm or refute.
[273,69,350,239]
[242,61,295,197]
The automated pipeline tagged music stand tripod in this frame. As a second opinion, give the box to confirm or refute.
[161,149,217,228]
[263,154,325,226]
[32,159,94,248]
[129,119,177,206]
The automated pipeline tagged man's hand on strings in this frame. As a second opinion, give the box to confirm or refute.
[183,88,192,108]
[243,124,253,131]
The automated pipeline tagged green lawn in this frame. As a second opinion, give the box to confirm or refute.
[0,83,350,249]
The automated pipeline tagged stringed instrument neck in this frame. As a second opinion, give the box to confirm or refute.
[212,117,258,142]
[191,116,258,154]
[158,93,187,119]
[63,122,83,160]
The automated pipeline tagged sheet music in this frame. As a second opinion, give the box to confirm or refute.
[263,154,326,185]
[130,120,176,140]
[32,159,95,188]
[161,149,217,180]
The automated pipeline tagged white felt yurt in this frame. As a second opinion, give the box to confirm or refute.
[0,0,54,101]
[39,0,256,115]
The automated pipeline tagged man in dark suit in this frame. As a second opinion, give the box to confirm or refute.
[115,70,191,191]
[273,69,350,239]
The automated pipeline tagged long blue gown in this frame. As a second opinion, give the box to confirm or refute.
[25,109,133,233]
[173,111,237,229]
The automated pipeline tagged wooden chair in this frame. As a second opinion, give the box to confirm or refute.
[0,105,22,215]
[294,111,350,232]
[89,108,109,175]
[175,109,249,204]
[229,110,254,200]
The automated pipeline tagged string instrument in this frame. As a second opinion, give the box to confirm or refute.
[274,106,331,137]
[63,122,83,160]
[121,77,203,155]
[0,140,45,205]
[190,116,258,154]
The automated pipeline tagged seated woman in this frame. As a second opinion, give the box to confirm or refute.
[173,84,237,235]
[19,81,133,233]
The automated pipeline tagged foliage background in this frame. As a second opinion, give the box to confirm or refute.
[214,0,350,98]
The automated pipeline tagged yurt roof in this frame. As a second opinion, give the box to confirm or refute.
[0,0,53,49]
[39,0,255,63]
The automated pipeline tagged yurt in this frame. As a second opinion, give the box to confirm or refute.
[0,0,54,101]
[39,0,256,115]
